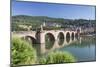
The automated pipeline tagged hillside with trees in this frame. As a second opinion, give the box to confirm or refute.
[12,15,96,31]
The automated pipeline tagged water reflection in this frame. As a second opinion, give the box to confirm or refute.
[32,36,96,62]
[59,36,96,62]
[32,37,79,56]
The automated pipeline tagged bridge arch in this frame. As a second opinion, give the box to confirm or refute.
[45,33,55,41]
[66,32,70,43]
[57,32,64,40]
[45,33,55,49]
[71,32,75,40]
[66,32,70,38]
[25,36,37,44]
[57,32,64,46]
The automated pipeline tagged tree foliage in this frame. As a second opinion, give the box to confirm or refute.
[12,15,96,31]
[11,36,37,66]
[39,51,77,64]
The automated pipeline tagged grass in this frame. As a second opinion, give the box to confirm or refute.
[11,36,37,66]
[39,51,77,64]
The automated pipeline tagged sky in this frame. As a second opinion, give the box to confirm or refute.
[12,0,95,20]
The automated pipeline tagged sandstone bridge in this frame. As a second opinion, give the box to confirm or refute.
[12,28,81,44]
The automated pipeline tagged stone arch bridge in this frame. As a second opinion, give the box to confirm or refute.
[12,29,81,44]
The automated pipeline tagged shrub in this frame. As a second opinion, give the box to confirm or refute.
[11,36,37,66]
[39,51,76,64]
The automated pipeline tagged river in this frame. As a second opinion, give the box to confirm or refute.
[32,36,96,62]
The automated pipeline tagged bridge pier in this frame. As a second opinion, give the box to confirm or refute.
[55,35,58,41]
[39,32,45,44]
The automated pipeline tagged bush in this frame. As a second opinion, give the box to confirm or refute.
[39,51,76,64]
[11,36,37,66]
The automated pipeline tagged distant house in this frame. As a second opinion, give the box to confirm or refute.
[18,25,32,31]
[42,22,61,27]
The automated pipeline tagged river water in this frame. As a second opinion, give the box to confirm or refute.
[32,36,96,62]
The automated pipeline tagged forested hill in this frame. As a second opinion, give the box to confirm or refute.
[12,15,95,24]
[12,15,96,31]
[12,15,74,24]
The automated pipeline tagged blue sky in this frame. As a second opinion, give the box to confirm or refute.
[12,0,95,20]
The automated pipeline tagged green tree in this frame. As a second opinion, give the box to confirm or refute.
[11,36,37,66]
[39,51,77,64]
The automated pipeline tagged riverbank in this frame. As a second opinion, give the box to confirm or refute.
[80,34,96,37]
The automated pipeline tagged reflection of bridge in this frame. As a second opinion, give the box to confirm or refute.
[12,28,81,44]
[38,37,82,55]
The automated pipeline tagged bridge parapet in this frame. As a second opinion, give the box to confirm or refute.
[12,31,37,39]
[12,31,36,34]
